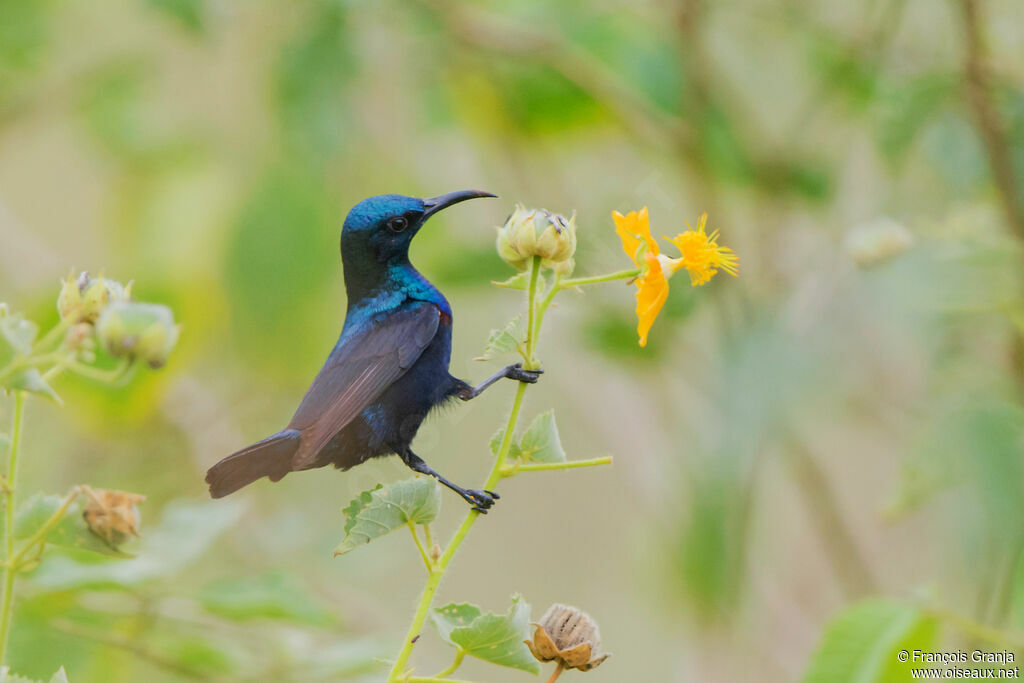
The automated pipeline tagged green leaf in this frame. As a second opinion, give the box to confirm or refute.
[29,499,245,590]
[810,37,878,110]
[159,635,236,676]
[431,594,539,674]
[145,0,205,33]
[0,670,41,683]
[0,668,66,683]
[431,603,482,643]
[488,427,522,461]
[491,271,531,290]
[225,165,338,381]
[200,572,335,626]
[334,477,440,556]
[491,271,546,291]
[14,494,126,558]
[484,59,600,134]
[275,3,353,161]
[6,368,60,403]
[922,113,986,192]
[1010,545,1024,630]
[518,410,566,464]
[0,310,38,368]
[75,62,152,160]
[803,599,937,683]
[675,471,745,622]
[877,75,955,161]
[280,638,388,679]
[475,316,525,361]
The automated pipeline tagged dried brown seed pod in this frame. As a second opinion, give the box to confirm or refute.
[525,603,611,674]
[82,486,145,548]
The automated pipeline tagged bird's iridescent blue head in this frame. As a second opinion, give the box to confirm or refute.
[341,190,496,266]
[340,190,496,302]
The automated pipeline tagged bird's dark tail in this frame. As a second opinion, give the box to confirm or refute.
[205,429,301,498]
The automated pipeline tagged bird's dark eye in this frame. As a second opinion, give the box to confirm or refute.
[387,216,409,233]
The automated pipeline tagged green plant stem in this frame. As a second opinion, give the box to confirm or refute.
[560,268,640,289]
[0,391,26,666]
[408,522,433,573]
[33,319,71,354]
[23,352,68,369]
[68,358,135,385]
[407,678,477,683]
[531,273,563,347]
[41,357,74,383]
[432,648,466,678]
[925,605,1024,651]
[386,258,542,683]
[390,380,530,682]
[423,524,435,556]
[524,256,542,369]
[501,456,613,477]
[10,487,80,570]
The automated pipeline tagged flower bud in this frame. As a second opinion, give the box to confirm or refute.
[496,205,577,274]
[82,486,145,549]
[525,604,610,672]
[95,302,179,368]
[65,322,94,351]
[843,217,914,268]
[57,271,133,324]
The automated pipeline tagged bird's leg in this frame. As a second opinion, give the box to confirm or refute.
[399,449,499,513]
[457,363,542,401]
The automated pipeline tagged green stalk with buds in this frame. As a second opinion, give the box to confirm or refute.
[0,273,178,676]
[331,206,642,682]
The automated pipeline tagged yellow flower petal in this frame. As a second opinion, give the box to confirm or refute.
[613,211,642,266]
[613,207,658,266]
[635,251,668,347]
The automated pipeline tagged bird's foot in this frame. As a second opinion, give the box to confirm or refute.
[460,488,500,513]
[505,363,543,384]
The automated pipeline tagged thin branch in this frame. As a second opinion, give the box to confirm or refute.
[958,0,1024,238]
[418,0,690,151]
[501,457,613,477]
[785,437,878,597]
[49,620,215,681]
[432,647,466,678]
[408,522,434,573]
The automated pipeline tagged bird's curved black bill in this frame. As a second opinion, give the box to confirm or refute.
[422,190,497,218]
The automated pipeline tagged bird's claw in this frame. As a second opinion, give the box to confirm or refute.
[506,363,543,384]
[463,488,498,512]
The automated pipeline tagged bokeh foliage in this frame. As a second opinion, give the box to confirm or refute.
[0,0,1023,681]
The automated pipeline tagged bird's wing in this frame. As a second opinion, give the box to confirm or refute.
[288,301,440,468]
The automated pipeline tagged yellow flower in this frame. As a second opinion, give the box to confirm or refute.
[613,208,738,346]
[667,212,739,286]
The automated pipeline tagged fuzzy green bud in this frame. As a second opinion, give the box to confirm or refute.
[57,271,133,324]
[496,205,577,275]
[95,302,179,369]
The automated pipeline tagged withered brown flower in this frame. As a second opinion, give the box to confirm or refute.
[525,604,610,677]
[82,486,145,548]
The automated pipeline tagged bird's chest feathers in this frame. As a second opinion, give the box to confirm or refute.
[351,266,452,320]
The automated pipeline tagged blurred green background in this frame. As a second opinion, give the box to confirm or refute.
[2,0,1024,680]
